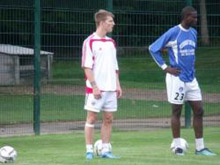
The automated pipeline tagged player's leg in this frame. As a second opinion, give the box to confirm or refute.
[188,101,203,139]
[100,92,119,158]
[189,100,216,155]
[100,112,119,158]
[186,79,216,155]
[166,73,185,155]
[185,79,204,151]
[85,111,98,149]
[101,92,117,146]
[171,104,185,155]
[84,93,103,160]
[101,112,113,152]
[171,104,183,138]
[85,111,98,160]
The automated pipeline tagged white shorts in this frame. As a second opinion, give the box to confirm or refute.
[84,91,117,113]
[166,73,202,104]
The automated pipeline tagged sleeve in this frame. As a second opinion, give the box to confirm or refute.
[113,40,119,71]
[81,39,93,68]
[148,28,174,70]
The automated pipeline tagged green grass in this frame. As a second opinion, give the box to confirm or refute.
[52,48,220,92]
[0,94,219,124]
[1,47,219,124]
[0,127,219,165]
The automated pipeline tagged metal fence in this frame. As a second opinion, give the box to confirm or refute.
[0,0,220,136]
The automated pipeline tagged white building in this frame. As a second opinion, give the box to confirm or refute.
[0,44,53,85]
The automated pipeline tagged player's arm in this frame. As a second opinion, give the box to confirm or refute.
[114,50,122,98]
[116,71,122,98]
[148,30,180,76]
[84,67,101,99]
[82,39,101,99]
[164,67,180,76]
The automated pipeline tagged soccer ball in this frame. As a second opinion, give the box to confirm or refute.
[94,139,112,156]
[0,146,17,163]
[170,138,189,153]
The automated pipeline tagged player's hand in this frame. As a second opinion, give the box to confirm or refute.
[116,86,122,98]
[164,67,181,76]
[93,86,102,99]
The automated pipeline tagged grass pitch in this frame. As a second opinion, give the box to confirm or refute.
[0,127,219,165]
[0,94,219,124]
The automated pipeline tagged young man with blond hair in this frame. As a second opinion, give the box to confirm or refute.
[82,9,122,160]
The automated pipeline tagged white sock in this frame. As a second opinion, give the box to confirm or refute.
[195,138,205,151]
[174,138,181,148]
[101,143,110,154]
[86,144,93,153]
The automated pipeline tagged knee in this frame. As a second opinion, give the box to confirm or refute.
[103,115,113,125]
[87,115,97,124]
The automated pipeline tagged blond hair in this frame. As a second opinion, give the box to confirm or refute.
[94,9,114,27]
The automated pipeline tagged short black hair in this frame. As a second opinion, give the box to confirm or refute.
[181,6,196,20]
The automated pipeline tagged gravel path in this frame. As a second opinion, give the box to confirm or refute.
[1,116,220,137]
[1,85,220,103]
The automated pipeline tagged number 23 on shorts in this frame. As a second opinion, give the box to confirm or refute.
[174,92,184,101]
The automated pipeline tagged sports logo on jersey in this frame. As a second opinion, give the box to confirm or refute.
[179,40,195,56]
[91,101,96,106]
[179,87,184,92]
[179,40,195,49]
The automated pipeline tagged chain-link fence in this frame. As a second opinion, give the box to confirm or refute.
[0,0,220,136]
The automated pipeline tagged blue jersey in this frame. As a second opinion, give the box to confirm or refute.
[149,24,197,82]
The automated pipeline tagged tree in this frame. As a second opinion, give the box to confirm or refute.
[200,0,210,45]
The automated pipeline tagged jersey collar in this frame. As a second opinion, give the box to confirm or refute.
[178,24,190,32]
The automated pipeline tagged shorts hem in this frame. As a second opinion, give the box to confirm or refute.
[168,100,184,105]
[103,109,117,112]
[185,99,202,101]
[84,106,100,113]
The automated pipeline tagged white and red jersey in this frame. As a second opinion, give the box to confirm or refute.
[82,33,119,93]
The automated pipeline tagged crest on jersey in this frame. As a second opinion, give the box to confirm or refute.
[91,101,96,105]
[179,87,184,92]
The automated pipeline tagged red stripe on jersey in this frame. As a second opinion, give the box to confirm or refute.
[86,87,93,94]
[89,38,116,52]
